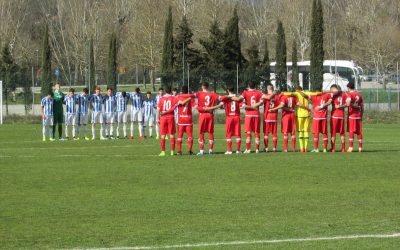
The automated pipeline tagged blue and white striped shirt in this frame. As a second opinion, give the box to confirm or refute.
[78,94,90,114]
[41,97,53,116]
[116,92,130,112]
[90,94,103,112]
[143,99,155,117]
[130,92,143,111]
[155,94,162,106]
[103,95,116,113]
[64,95,78,114]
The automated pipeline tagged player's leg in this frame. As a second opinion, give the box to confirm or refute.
[283,133,289,152]
[155,113,160,139]
[42,117,47,141]
[123,112,127,138]
[244,117,251,153]
[357,120,363,152]
[322,119,328,152]
[225,118,233,154]
[143,116,148,138]
[177,125,184,155]
[82,114,88,140]
[109,114,115,138]
[296,117,303,152]
[263,121,268,150]
[197,116,205,155]
[49,116,54,141]
[58,113,63,139]
[254,117,260,153]
[148,116,154,138]
[311,119,319,152]
[208,117,215,154]
[99,113,105,139]
[187,125,193,154]
[169,119,176,155]
[340,119,345,152]
[159,118,167,156]
[65,114,69,139]
[72,114,77,140]
[116,112,121,138]
[330,118,336,152]
[281,116,289,152]
[138,110,144,139]
[91,112,96,140]
[290,116,296,152]
[130,110,136,139]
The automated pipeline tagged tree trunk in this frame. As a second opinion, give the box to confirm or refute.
[150,68,155,92]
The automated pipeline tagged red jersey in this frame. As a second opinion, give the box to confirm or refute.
[310,94,331,119]
[263,94,280,121]
[220,95,241,117]
[330,92,347,119]
[157,94,178,119]
[240,89,263,116]
[194,91,220,114]
[279,95,298,117]
[176,94,195,125]
[346,91,363,119]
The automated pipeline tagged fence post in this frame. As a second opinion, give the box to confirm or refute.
[387,88,391,111]
[368,89,372,110]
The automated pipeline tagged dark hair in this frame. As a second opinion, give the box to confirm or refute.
[165,86,172,94]
[248,80,257,89]
[107,87,113,91]
[83,88,89,94]
[228,87,235,93]
[347,82,355,90]
[266,83,274,89]
[95,86,101,91]
[47,90,53,96]
[135,87,140,93]
[146,91,151,95]
[295,85,303,91]
[69,88,75,93]
[330,84,338,89]
[202,82,209,89]
[172,87,178,92]
[181,85,189,94]
[122,91,127,97]
[158,87,164,91]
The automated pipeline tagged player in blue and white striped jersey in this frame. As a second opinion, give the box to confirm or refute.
[89,86,105,140]
[77,88,90,140]
[115,91,130,138]
[129,88,144,139]
[103,87,117,139]
[142,91,156,138]
[41,91,54,141]
[64,88,78,140]
[154,87,164,139]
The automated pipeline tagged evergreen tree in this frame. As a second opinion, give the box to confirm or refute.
[19,64,33,115]
[243,43,260,84]
[160,6,174,88]
[41,24,52,97]
[222,6,244,88]
[275,20,287,90]
[0,43,17,115]
[310,0,324,91]
[261,39,271,87]
[291,40,299,88]
[107,32,118,90]
[88,37,95,93]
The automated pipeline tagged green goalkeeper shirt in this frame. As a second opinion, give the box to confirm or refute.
[52,91,64,114]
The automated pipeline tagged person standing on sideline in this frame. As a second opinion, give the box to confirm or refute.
[52,83,65,141]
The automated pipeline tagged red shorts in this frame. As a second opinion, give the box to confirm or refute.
[178,125,193,138]
[160,117,176,135]
[312,118,327,134]
[347,118,362,134]
[281,114,296,134]
[263,121,277,135]
[244,116,260,133]
[331,118,345,135]
[198,114,214,134]
[226,116,241,138]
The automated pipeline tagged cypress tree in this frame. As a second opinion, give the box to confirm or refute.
[88,37,95,93]
[261,39,271,87]
[292,40,299,88]
[310,0,324,91]
[41,24,52,97]
[161,6,174,88]
[244,43,260,84]
[275,20,287,90]
[107,32,118,90]
[1,43,17,115]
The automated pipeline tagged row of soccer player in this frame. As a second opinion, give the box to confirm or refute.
[156,81,363,156]
[41,87,167,141]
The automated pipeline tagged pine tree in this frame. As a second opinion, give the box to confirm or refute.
[310,0,324,91]
[292,40,299,88]
[160,6,174,88]
[275,20,287,90]
[0,43,17,115]
[88,37,95,93]
[107,32,118,90]
[261,39,271,86]
[243,43,260,84]
[41,24,52,97]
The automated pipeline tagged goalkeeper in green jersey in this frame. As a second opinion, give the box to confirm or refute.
[52,83,65,141]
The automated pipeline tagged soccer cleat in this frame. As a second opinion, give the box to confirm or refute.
[100,136,107,140]
[341,148,346,152]
[128,136,134,140]
[255,149,259,154]
[91,136,96,140]
[208,150,213,155]
[358,147,362,152]
[42,137,46,142]
[177,152,182,156]
[65,137,69,140]
[59,137,65,141]
[85,136,90,141]
[243,149,251,154]
[323,149,327,153]
[347,147,353,153]
[116,136,120,140]
[139,136,145,140]
[159,151,166,157]
[188,151,194,155]
[330,148,336,153]
[110,136,115,140]
[311,149,319,153]
[236,150,242,154]
[170,151,175,156]
[265,148,269,153]
[197,151,204,156]
[283,149,288,153]
[224,151,233,155]
[73,137,79,141]
[49,138,55,142]
[272,148,277,153]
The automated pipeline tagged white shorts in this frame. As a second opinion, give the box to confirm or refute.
[117,111,127,123]
[91,111,103,124]
[144,115,154,126]
[65,113,76,125]
[104,113,115,124]
[43,115,54,126]
[78,113,88,125]
[131,109,143,122]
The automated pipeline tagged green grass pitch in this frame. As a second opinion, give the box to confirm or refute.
[0,123,400,249]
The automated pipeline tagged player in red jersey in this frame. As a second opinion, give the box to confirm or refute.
[194,82,220,155]
[309,90,331,153]
[345,82,363,152]
[157,86,179,156]
[206,87,241,154]
[269,92,299,152]
[232,81,263,153]
[328,84,347,152]
[259,84,279,152]
[176,86,195,155]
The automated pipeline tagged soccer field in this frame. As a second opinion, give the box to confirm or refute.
[1,123,400,249]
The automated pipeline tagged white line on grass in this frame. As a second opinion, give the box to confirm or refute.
[67,232,400,250]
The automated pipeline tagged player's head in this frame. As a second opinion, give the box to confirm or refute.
[107,87,113,96]
[69,88,75,95]
[347,82,355,91]
[122,91,127,97]
[158,87,164,95]
[47,90,52,98]
[146,91,151,99]
[181,85,189,94]
[95,86,101,95]
[54,83,60,91]
[330,84,339,94]
[201,82,209,90]
[227,86,235,95]
[248,80,257,89]
[165,86,172,94]
[266,84,274,93]
[295,85,303,91]
[172,87,178,96]
[135,87,140,93]
[83,88,89,95]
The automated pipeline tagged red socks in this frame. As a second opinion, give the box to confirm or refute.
[236,138,241,151]
[160,138,166,151]
[283,134,288,151]
[349,132,354,148]
[199,134,205,150]
[246,134,251,150]
[255,133,260,150]
[323,134,328,150]
[209,133,214,150]
[291,135,296,151]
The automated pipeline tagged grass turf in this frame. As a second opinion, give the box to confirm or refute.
[0,123,400,249]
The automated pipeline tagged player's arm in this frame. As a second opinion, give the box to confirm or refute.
[268,102,284,112]
[178,97,192,106]
[40,101,45,119]
[316,98,332,111]
[295,101,310,111]
[204,102,223,111]
[230,96,243,102]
